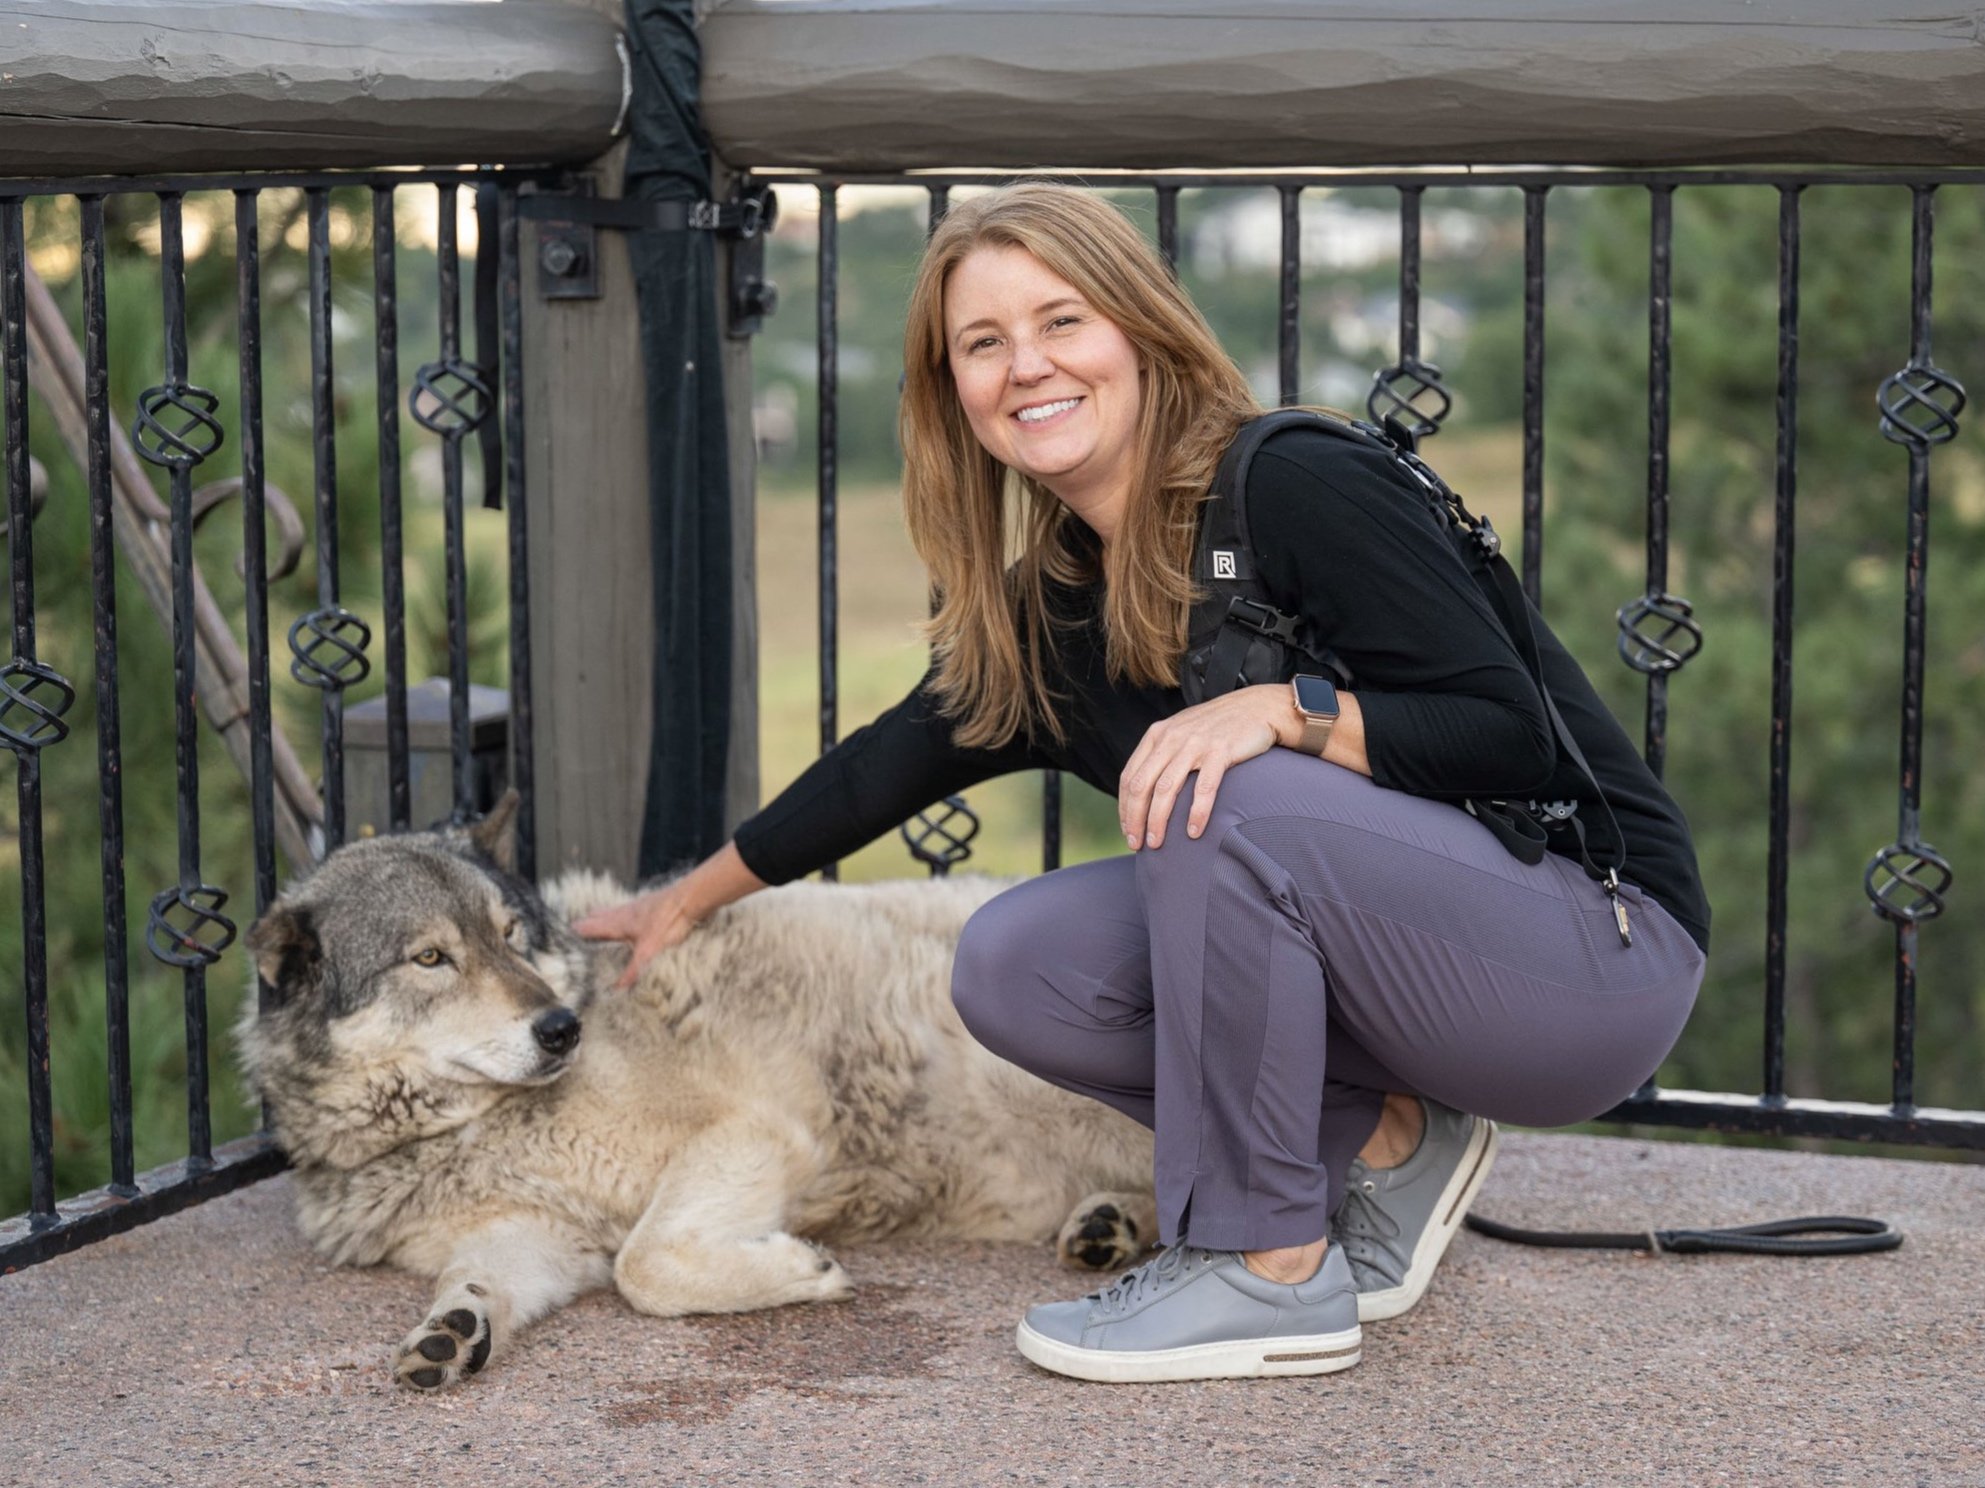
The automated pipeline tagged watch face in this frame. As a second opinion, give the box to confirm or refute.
[1294,674,1340,716]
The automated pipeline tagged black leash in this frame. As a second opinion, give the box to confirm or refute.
[1464,1212,1903,1257]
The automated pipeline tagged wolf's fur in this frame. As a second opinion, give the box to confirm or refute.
[237,805,1156,1389]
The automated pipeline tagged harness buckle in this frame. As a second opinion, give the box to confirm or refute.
[1223,596,1301,642]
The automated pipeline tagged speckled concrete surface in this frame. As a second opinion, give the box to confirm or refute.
[2,1133,1979,1487]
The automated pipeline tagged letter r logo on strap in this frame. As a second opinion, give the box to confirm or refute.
[1213,551,1237,580]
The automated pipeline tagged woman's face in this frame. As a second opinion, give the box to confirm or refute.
[943,245,1144,518]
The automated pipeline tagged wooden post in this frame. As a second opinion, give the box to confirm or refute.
[521,142,656,881]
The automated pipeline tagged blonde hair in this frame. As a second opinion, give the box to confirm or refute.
[901,184,1260,750]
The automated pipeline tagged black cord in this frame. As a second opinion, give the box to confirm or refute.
[1464,1212,1903,1257]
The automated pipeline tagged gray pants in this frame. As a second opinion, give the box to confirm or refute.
[951,750,1706,1252]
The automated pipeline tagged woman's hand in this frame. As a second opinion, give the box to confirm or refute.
[574,840,767,989]
[1119,684,1369,850]
[1120,685,1296,850]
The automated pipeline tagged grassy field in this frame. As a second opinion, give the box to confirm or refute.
[752,424,1528,882]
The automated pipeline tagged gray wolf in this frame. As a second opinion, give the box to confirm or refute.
[237,797,1156,1390]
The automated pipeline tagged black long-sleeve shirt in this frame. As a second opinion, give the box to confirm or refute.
[734,427,1710,951]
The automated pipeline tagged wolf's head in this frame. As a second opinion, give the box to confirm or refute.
[237,794,599,1170]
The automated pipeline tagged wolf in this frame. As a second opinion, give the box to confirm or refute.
[236,797,1157,1390]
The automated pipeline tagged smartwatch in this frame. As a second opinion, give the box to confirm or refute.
[1290,674,1341,756]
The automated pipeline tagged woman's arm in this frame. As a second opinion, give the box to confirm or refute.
[730,665,1049,884]
[579,667,1049,984]
[1250,435,1559,799]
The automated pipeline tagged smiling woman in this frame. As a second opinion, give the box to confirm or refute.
[580,182,1711,1387]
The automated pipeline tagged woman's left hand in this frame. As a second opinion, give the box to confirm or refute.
[1119,684,1300,850]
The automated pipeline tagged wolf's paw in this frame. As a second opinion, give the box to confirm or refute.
[762,1233,854,1307]
[393,1298,493,1391]
[1057,1190,1156,1271]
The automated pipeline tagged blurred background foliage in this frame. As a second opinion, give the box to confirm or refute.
[4,176,1981,1216]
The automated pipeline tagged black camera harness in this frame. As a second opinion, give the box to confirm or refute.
[1184,408,1636,946]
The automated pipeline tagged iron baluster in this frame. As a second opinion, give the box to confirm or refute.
[80,196,136,1195]
[288,188,371,852]
[474,181,504,510]
[1865,186,1964,1112]
[1368,184,1451,439]
[900,796,981,877]
[411,181,489,824]
[1520,186,1548,609]
[1278,184,1300,407]
[135,193,235,1168]
[1156,184,1180,274]
[375,185,413,832]
[234,192,278,950]
[499,184,538,881]
[1616,186,1703,766]
[1763,185,1803,1107]
[3,197,69,1226]
[818,183,839,880]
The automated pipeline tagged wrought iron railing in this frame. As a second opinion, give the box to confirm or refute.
[5,160,1980,1279]
[0,168,547,1272]
[757,166,1984,1153]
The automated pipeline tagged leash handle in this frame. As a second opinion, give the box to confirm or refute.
[1464,1212,1904,1257]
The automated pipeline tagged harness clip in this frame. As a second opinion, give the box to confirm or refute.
[1223,596,1301,642]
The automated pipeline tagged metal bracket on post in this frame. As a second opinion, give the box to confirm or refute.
[517,180,779,328]
[724,180,779,339]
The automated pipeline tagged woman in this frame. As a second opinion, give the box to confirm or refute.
[579,184,1710,1384]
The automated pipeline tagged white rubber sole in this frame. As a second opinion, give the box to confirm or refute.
[1356,1117,1500,1323]
[1014,1319,1362,1383]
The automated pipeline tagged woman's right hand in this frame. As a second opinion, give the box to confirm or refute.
[574,883,703,990]
[574,840,768,990]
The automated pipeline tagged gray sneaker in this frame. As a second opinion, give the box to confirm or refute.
[1015,1241,1362,1383]
[1332,1098,1499,1323]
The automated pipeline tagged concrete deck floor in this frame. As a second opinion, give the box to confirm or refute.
[1,1131,1979,1487]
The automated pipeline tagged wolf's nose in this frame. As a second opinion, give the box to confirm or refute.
[532,1008,581,1056]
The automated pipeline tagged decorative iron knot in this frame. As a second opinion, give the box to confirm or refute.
[1877,364,1965,449]
[410,358,493,437]
[132,382,225,472]
[146,882,237,969]
[1863,840,1952,925]
[901,795,980,877]
[287,606,373,690]
[1366,360,1452,441]
[0,658,75,753]
[1615,591,1703,676]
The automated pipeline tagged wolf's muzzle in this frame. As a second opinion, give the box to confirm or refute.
[532,1008,581,1057]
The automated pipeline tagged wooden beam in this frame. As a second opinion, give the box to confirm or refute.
[700,0,1985,170]
[0,0,624,175]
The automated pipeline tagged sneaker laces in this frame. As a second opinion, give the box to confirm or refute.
[1088,1243,1202,1316]
[1332,1171,1403,1279]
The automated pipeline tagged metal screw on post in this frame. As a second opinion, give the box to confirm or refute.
[539,236,585,281]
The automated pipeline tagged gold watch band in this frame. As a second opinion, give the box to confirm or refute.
[1297,708,1337,756]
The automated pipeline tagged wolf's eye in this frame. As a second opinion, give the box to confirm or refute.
[412,947,449,968]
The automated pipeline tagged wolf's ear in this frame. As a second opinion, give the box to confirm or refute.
[468,789,521,873]
[244,902,321,1005]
